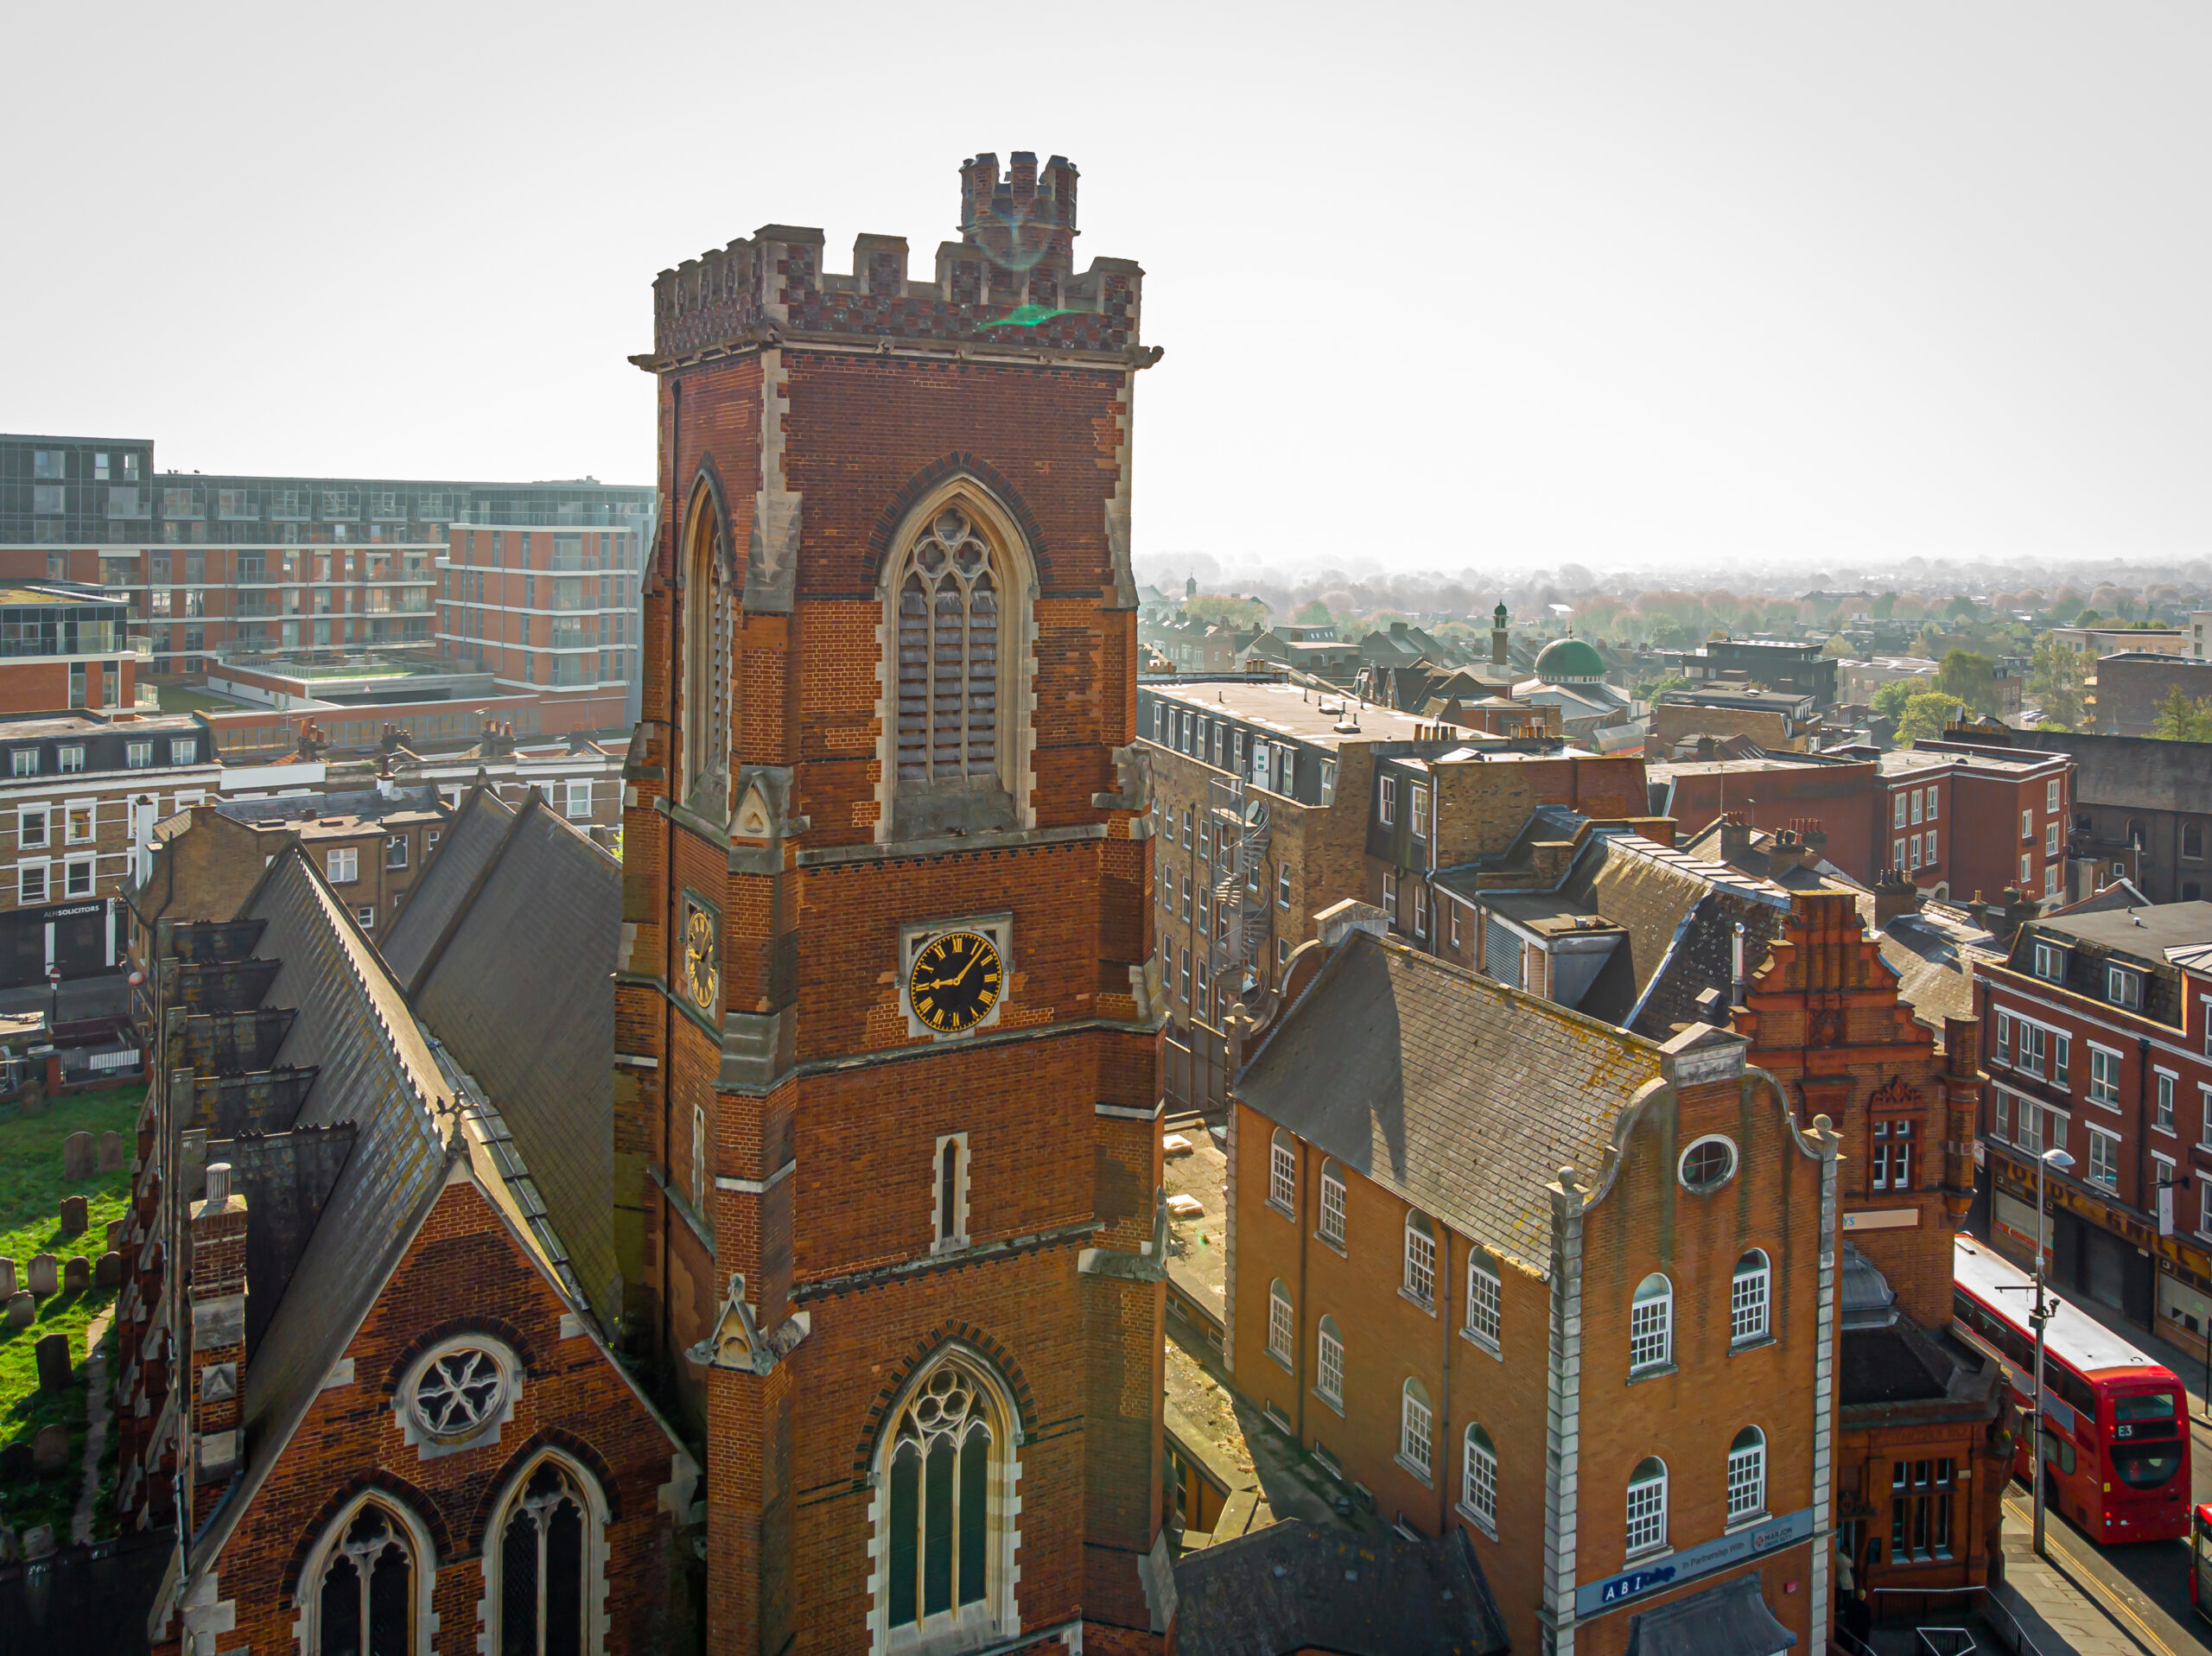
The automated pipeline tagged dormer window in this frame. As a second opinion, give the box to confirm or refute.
[2032,941,2063,982]
[2107,966,2142,1012]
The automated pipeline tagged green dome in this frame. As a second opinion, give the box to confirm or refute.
[1535,636,1605,683]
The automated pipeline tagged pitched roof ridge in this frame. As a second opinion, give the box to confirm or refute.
[1335,926,1663,1061]
[404,786,536,999]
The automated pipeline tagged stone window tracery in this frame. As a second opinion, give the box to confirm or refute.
[877,1353,1014,1646]
[680,495,731,815]
[413,1348,503,1439]
[497,1463,588,1656]
[301,1496,434,1656]
[894,510,1001,790]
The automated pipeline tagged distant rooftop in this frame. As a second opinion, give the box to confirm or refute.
[1146,677,1444,747]
[2034,900,2212,957]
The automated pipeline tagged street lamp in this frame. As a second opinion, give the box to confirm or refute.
[2031,1144,2075,1561]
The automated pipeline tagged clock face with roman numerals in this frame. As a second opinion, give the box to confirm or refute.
[906,929,1003,1036]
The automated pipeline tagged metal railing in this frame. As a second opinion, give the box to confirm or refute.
[1870,1585,2044,1656]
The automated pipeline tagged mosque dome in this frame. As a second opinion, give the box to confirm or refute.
[1534,636,1605,685]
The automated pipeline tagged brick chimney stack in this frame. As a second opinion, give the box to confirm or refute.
[1872,868,1921,929]
[188,1161,247,1484]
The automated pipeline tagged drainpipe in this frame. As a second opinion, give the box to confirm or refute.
[1437,1227,1452,1536]
[1295,1138,1310,1453]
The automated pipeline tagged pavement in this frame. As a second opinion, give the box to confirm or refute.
[0,971,129,1026]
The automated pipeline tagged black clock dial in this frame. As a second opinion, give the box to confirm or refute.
[908,930,1002,1035]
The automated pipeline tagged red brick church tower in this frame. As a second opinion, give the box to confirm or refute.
[618,153,1169,1654]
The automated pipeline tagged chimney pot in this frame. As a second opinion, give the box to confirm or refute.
[205,1162,231,1204]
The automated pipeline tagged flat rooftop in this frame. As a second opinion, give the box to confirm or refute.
[1147,678,1441,746]
[0,712,196,737]
[0,582,130,609]
[2036,901,2212,955]
[1879,746,2062,778]
[1649,756,1848,778]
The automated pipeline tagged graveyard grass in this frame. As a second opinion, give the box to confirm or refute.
[0,1084,143,1541]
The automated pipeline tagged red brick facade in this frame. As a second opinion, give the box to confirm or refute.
[619,153,1169,1653]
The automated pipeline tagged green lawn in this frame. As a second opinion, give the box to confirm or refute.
[0,1085,143,1540]
[155,684,253,714]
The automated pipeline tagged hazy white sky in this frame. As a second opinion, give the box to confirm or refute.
[7,2,2208,570]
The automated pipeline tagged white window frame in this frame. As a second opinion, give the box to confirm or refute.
[1625,1459,1669,1558]
[2087,1125,2120,1191]
[1924,827,1937,863]
[1277,867,1291,910]
[2045,821,2060,856]
[1910,790,1923,825]
[327,846,359,885]
[1893,792,1909,828]
[16,805,48,850]
[1926,789,1939,822]
[1465,1253,1502,1353]
[1268,1131,1297,1215]
[63,802,92,844]
[1316,1317,1344,1408]
[2088,1044,2123,1108]
[2046,777,2061,813]
[1398,1380,1433,1480]
[1402,1213,1435,1306]
[17,861,48,905]
[1409,783,1428,840]
[1726,1429,1767,1526]
[1413,885,1428,940]
[2107,967,2141,1012]
[62,855,93,898]
[1629,1274,1673,1374]
[2020,808,2034,841]
[1319,1163,1346,1247]
[1460,1424,1497,1533]
[2155,1069,2177,1135]
[1731,1251,1770,1345]
[1267,1280,1294,1365]
[1379,776,1396,826]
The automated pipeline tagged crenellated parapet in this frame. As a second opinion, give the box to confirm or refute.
[646,151,1144,363]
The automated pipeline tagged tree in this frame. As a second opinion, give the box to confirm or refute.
[2152,685,2212,742]
[1870,591,1899,619]
[1894,692,1969,747]
[1871,678,1923,719]
[1292,599,1334,627]
[1945,594,1979,621]
[1635,675,1691,701]
[2028,634,2088,728]
[1183,593,1268,630]
[1932,649,2001,716]
[1822,633,1852,657]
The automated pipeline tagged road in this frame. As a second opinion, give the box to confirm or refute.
[1995,1270,2212,1654]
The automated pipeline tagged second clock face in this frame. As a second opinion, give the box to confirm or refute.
[907,929,1003,1036]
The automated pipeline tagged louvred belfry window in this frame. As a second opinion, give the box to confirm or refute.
[895,509,1001,788]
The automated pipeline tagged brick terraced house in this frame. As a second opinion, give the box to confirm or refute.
[1977,899,2212,1342]
[0,710,217,985]
[1220,887,2012,1653]
[617,152,1171,1653]
[1223,909,1837,1656]
[116,790,696,1653]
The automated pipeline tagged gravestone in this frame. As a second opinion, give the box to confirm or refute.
[105,1218,128,1255]
[96,1251,122,1289]
[98,1130,123,1171]
[29,1424,68,1475]
[20,1524,54,1561]
[25,1254,57,1297]
[0,1443,29,1484]
[4,1292,30,1329]
[61,1256,89,1293]
[34,1333,69,1393]
[18,1077,46,1117]
[0,1524,16,1560]
[58,1195,86,1235]
[61,1130,94,1180]
[0,1258,14,1299]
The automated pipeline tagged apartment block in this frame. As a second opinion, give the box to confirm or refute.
[1978,899,2212,1342]
[0,432,652,726]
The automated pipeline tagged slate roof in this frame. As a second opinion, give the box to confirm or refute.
[1621,1571,1796,1656]
[1236,930,1662,1276]
[2033,900,2212,956]
[378,784,516,983]
[1875,904,2003,1031]
[397,788,622,1320]
[195,850,463,1577]
[1170,1520,1509,1656]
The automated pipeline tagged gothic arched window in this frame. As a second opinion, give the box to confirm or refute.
[883,498,1027,839]
[307,1498,426,1656]
[876,1354,1014,1644]
[680,488,731,815]
[493,1461,594,1656]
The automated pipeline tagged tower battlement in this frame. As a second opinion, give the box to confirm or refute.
[648,150,1140,363]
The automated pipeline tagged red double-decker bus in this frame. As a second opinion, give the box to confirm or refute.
[1953,1236,2190,1544]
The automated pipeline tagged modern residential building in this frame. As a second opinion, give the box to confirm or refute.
[1662,636,1840,707]
[0,710,217,985]
[1975,899,2212,1339]
[2047,625,2189,658]
[0,432,652,724]
[0,581,142,713]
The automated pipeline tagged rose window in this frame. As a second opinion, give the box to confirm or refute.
[412,1347,505,1439]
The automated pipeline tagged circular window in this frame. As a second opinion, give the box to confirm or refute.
[1679,1136,1738,1194]
[410,1346,508,1441]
